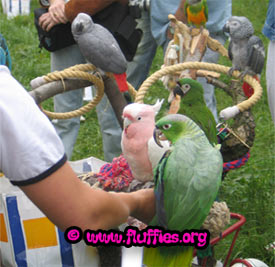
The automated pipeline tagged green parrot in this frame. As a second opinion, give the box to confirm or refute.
[173,78,218,146]
[143,114,223,267]
[184,0,208,28]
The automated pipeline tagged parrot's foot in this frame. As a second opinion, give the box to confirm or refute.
[228,67,235,77]
[189,26,201,36]
[238,70,256,81]
[238,72,247,81]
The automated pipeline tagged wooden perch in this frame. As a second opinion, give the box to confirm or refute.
[207,37,229,58]
[29,73,127,128]
[163,15,229,87]
[102,75,128,129]
[29,79,91,104]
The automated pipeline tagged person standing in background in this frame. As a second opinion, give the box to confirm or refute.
[262,0,275,125]
[127,0,232,122]
[38,0,128,161]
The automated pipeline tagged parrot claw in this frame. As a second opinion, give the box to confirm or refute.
[238,71,248,81]
[238,70,254,81]
[228,67,234,77]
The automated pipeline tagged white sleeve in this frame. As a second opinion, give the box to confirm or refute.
[0,66,66,186]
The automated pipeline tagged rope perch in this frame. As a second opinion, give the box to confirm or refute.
[135,62,262,120]
[30,64,137,119]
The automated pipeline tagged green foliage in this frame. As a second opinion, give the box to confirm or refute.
[0,0,274,265]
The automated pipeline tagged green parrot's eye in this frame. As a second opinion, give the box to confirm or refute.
[182,84,191,93]
[163,124,171,130]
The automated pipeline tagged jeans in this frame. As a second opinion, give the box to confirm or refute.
[127,11,158,89]
[127,12,227,122]
[266,41,275,125]
[51,44,122,161]
[197,31,228,122]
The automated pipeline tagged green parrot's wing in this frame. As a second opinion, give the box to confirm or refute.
[205,109,217,145]
[163,137,222,231]
[153,150,171,228]
[179,105,217,145]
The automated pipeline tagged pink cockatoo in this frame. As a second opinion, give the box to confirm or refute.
[121,99,169,182]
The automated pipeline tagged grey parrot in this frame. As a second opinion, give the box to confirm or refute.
[71,13,128,91]
[223,16,265,79]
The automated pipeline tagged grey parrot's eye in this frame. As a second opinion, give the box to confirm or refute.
[163,124,171,130]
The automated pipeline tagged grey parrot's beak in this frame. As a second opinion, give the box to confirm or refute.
[153,127,167,148]
[223,22,229,33]
[75,22,84,33]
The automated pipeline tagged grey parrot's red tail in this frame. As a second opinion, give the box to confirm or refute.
[114,72,128,92]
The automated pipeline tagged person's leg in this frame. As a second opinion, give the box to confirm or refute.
[197,32,227,122]
[266,40,275,125]
[127,11,158,89]
[51,44,86,159]
[94,92,122,162]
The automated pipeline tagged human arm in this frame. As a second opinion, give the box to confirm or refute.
[20,162,155,231]
[0,65,155,232]
[65,0,128,22]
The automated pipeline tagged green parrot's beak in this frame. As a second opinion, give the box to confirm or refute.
[153,127,167,147]
[173,84,184,97]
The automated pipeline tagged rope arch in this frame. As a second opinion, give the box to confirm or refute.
[39,63,137,119]
[37,62,262,122]
[134,62,262,112]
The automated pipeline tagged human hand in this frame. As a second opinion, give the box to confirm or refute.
[39,0,68,31]
[130,188,156,225]
[49,0,68,24]
[39,12,57,31]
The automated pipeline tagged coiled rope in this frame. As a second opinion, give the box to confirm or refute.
[135,62,262,112]
[37,62,262,119]
[39,63,137,119]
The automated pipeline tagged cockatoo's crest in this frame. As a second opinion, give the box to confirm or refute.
[123,99,164,121]
[152,99,164,115]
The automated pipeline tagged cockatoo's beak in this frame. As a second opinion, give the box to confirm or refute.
[153,128,167,147]
[123,117,132,131]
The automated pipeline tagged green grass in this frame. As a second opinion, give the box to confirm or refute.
[1,0,274,265]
